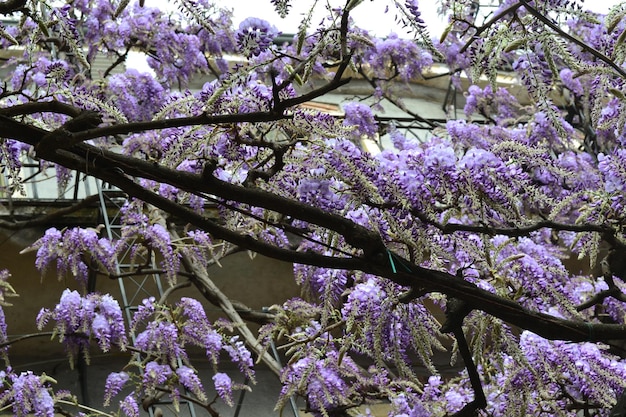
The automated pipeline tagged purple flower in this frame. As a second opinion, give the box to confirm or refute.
[143,361,172,388]
[445,390,471,413]
[0,307,7,358]
[388,124,419,151]
[295,263,349,304]
[342,278,386,317]
[45,61,69,81]
[281,356,351,413]
[119,394,139,417]
[236,17,278,57]
[560,68,583,96]
[598,150,626,193]
[30,227,117,284]
[104,372,129,406]
[528,110,573,146]
[224,336,254,380]
[343,102,378,138]
[92,293,127,352]
[203,330,223,363]
[424,142,456,169]
[130,297,156,332]
[510,331,626,407]
[176,366,206,401]
[365,33,433,81]
[118,223,179,285]
[212,372,233,406]
[135,322,185,364]
[107,69,165,122]
[405,0,425,27]
[37,290,127,356]
[175,298,225,363]
[10,372,54,417]
[177,297,208,326]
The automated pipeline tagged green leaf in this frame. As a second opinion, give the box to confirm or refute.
[504,38,527,53]
[606,2,626,34]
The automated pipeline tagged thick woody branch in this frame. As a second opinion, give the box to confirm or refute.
[0,0,26,14]
[93,164,626,343]
[451,326,486,417]
[0,101,83,118]
[370,262,626,342]
[410,209,622,248]
[67,62,351,146]
[3,103,626,345]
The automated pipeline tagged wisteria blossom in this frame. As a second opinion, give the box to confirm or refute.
[37,290,127,358]
[212,372,234,406]
[236,17,278,57]
[1,371,55,417]
[29,227,116,283]
[98,296,254,411]
[2,0,626,417]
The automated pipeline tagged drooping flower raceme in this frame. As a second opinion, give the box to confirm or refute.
[212,372,234,406]
[598,149,626,193]
[236,17,278,57]
[134,321,185,365]
[281,356,352,412]
[37,289,127,357]
[343,102,378,139]
[106,297,254,410]
[29,227,116,284]
[2,371,55,417]
[107,69,165,122]
[117,221,180,286]
[176,366,207,402]
[365,33,433,82]
[104,371,129,406]
[119,394,139,417]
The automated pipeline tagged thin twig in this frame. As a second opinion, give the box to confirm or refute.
[0,331,54,348]
[55,399,116,417]
[519,0,626,79]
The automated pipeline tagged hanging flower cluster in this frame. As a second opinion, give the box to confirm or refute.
[102,297,255,411]
[4,0,626,416]
[29,227,116,284]
[36,289,127,359]
[0,371,56,417]
[236,17,279,57]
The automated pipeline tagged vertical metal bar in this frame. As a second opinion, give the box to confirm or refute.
[97,180,196,417]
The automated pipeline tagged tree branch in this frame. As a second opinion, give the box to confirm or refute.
[451,326,486,416]
[459,2,523,54]
[0,331,54,348]
[0,101,83,118]
[409,208,622,248]
[4,106,626,345]
[519,0,626,79]
[94,163,626,343]
[0,0,26,15]
[170,228,283,376]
